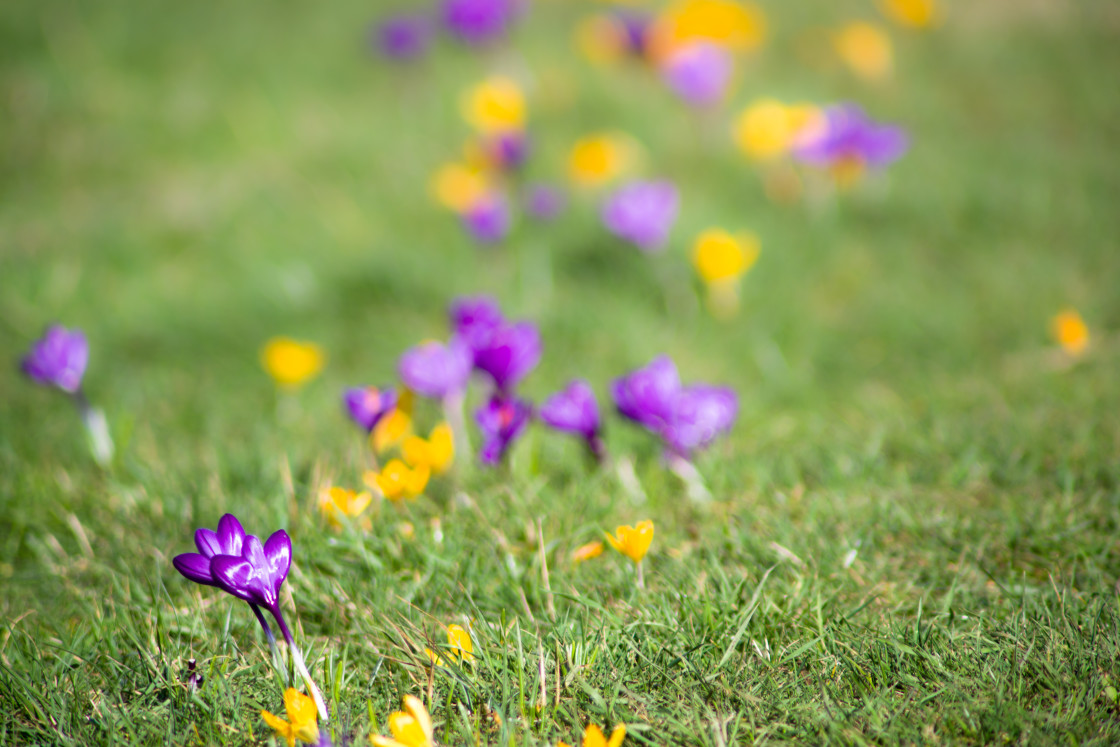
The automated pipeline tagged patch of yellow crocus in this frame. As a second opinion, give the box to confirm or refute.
[647,0,766,60]
[834,22,893,81]
[431,162,492,214]
[733,99,820,161]
[318,486,372,531]
[879,0,938,28]
[568,133,639,189]
[461,76,526,135]
[366,459,430,501]
[370,695,433,747]
[260,338,325,389]
[1051,309,1089,357]
[402,423,455,474]
[261,688,320,747]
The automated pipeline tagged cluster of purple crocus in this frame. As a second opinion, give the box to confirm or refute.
[602,180,681,253]
[174,514,329,721]
[371,0,521,61]
[391,296,737,470]
[20,325,114,466]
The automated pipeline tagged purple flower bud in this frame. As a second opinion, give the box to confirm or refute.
[398,338,474,399]
[523,183,566,221]
[450,295,505,354]
[663,384,738,457]
[616,10,651,56]
[473,321,541,392]
[343,386,398,432]
[611,355,681,431]
[210,531,292,610]
[21,325,89,393]
[793,103,908,168]
[662,42,734,108]
[442,0,517,45]
[372,14,434,61]
[602,180,679,252]
[539,379,600,439]
[462,194,511,244]
[475,394,532,465]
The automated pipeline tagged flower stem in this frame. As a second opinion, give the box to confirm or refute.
[269,604,329,722]
[249,603,283,677]
[636,560,645,590]
[443,392,471,466]
[666,453,711,503]
[72,390,114,466]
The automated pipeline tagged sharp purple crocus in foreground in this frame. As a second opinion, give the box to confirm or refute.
[462,194,512,244]
[373,14,433,61]
[173,514,328,721]
[473,321,541,392]
[792,103,909,168]
[442,0,516,45]
[476,395,532,465]
[662,42,734,108]
[602,180,680,252]
[524,183,566,221]
[398,338,474,399]
[540,379,605,461]
[21,325,88,393]
[611,355,681,431]
[343,386,398,432]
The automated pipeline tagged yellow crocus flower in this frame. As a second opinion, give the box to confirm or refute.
[447,623,474,662]
[606,520,654,564]
[648,0,766,60]
[431,162,492,214]
[1051,309,1090,357]
[568,133,638,189]
[372,409,413,454]
[260,338,325,389]
[834,22,893,81]
[733,99,821,161]
[370,695,433,747]
[692,229,759,284]
[318,486,372,531]
[261,688,320,747]
[879,0,938,28]
[558,722,626,747]
[402,423,455,474]
[461,76,526,135]
[366,459,430,501]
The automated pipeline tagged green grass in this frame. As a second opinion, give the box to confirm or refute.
[3,0,1120,744]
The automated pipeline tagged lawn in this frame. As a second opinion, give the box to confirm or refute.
[2,0,1120,744]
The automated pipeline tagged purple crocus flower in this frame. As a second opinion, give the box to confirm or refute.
[398,337,474,399]
[602,180,680,252]
[173,514,281,650]
[523,183,566,221]
[462,194,511,244]
[792,103,909,168]
[442,0,516,45]
[450,295,505,354]
[475,394,532,465]
[663,385,738,457]
[611,355,681,431]
[662,42,734,108]
[343,386,398,432]
[540,379,605,461]
[473,321,541,392]
[21,325,88,393]
[372,14,434,61]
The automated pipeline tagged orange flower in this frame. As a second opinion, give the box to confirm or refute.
[648,0,766,60]
[402,423,455,474]
[366,460,430,501]
[834,22,893,81]
[572,540,605,564]
[1051,309,1090,356]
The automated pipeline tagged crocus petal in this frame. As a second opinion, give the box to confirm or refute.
[173,553,215,586]
[209,555,258,602]
[194,528,222,558]
[264,530,292,586]
[216,514,246,555]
